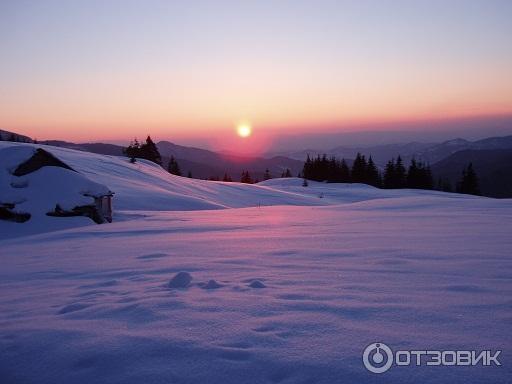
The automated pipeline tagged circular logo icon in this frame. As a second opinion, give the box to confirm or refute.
[362,342,393,373]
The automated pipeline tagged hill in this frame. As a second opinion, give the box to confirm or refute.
[431,149,512,197]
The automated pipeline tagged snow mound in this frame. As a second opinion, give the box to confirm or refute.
[168,272,193,288]
[248,280,266,288]
[201,279,224,289]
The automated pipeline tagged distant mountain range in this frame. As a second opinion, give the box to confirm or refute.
[156,141,304,180]
[281,135,512,167]
[3,129,512,197]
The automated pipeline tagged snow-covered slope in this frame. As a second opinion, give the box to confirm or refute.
[1,141,474,239]
[1,142,511,383]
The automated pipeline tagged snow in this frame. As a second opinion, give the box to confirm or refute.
[1,142,511,383]
[0,144,112,237]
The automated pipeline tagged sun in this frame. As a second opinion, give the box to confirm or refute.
[237,123,252,138]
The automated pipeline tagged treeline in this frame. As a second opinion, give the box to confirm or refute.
[302,154,381,186]
[302,153,481,195]
[124,136,162,166]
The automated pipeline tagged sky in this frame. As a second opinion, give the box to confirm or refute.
[1,0,511,150]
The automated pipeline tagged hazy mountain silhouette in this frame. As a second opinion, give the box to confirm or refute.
[156,141,303,180]
[281,136,512,167]
[431,149,512,198]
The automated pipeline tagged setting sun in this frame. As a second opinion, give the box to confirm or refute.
[237,123,252,138]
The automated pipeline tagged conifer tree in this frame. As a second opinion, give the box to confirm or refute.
[351,153,367,183]
[340,159,351,182]
[124,138,140,163]
[394,155,407,188]
[263,168,271,180]
[406,158,419,188]
[383,159,396,189]
[187,171,193,178]
[240,171,253,184]
[281,168,292,178]
[167,155,182,176]
[365,156,381,187]
[456,163,480,195]
[139,135,162,166]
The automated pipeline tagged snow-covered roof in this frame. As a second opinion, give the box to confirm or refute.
[0,144,113,235]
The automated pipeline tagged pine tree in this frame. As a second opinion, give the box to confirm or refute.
[281,168,292,178]
[394,156,407,188]
[167,156,182,176]
[139,135,162,166]
[365,156,381,187]
[124,138,140,163]
[351,153,367,183]
[187,171,193,178]
[240,171,253,184]
[456,163,480,195]
[340,159,351,182]
[222,173,232,182]
[420,164,433,190]
[383,159,396,189]
[407,159,433,190]
[302,154,313,180]
[263,168,271,180]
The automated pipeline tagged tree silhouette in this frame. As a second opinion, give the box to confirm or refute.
[281,168,292,178]
[365,156,381,187]
[167,156,182,176]
[240,171,253,184]
[456,163,481,195]
[351,153,367,183]
[394,156,407,188]
[124,136,162,166]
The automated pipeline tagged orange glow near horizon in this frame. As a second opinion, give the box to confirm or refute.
[2,2,512,148]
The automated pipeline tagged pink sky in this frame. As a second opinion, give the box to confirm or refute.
[1,1,511,147]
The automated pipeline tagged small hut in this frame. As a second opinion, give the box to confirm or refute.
[3,147,115,224]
